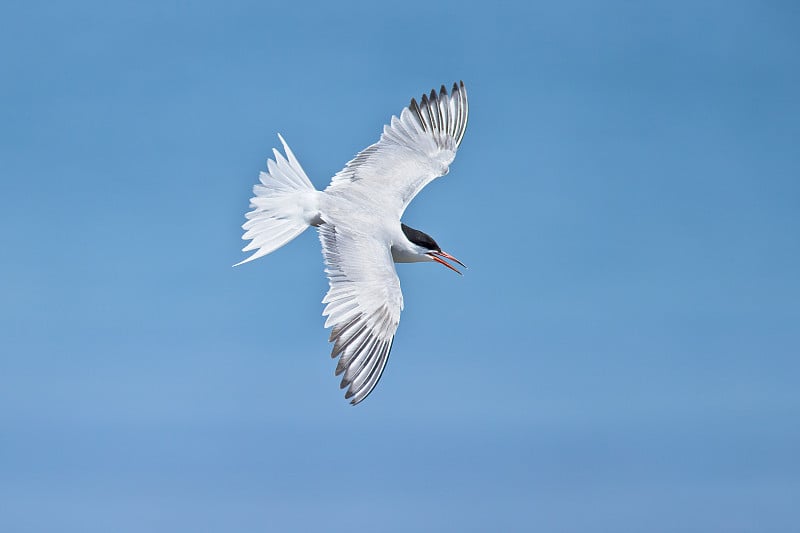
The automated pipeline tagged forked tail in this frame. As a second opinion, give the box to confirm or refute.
[234,135,320,266]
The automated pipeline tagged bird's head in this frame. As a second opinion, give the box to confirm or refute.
[400,223,466,275]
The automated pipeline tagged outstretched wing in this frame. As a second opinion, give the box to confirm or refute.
[325,81,469,217]
[318,223,404,405]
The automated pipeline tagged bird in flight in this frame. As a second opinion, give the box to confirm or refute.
[236,81,469,405]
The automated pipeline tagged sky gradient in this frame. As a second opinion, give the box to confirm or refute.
[1,1,799,531]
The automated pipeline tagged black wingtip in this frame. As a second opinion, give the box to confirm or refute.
[409,97,426,131]
[402,81,468,149]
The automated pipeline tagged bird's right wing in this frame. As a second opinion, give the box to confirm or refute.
[318,223,404,405]
[325,81,468,217]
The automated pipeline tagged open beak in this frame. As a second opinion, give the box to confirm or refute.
[428,251,466,275]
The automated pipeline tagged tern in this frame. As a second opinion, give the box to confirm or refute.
[236,81,469,404]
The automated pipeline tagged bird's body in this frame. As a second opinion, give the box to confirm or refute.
[237,82,469,404]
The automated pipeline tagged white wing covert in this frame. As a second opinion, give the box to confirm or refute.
[326,81,468,217]
[319,223,404,405]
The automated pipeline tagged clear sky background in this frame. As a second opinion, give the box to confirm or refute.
[1,1,798,531]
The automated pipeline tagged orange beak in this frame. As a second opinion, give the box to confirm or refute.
[428,251,466,275]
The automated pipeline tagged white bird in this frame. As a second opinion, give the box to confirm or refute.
[236,82,469,405]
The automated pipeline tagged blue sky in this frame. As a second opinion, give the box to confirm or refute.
[1,1,798,531]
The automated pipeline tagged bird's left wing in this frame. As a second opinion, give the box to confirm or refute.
[325,81,468,217]
[318,223,404,405]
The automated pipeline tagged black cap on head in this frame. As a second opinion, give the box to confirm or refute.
[401,223,440,252]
